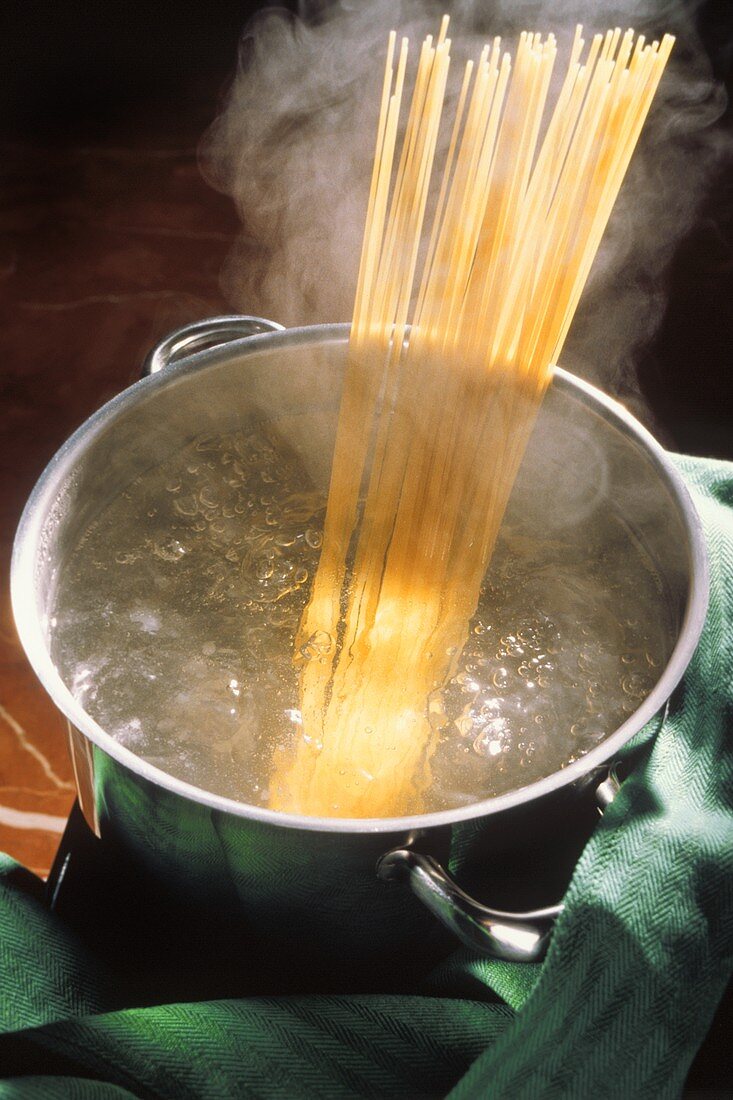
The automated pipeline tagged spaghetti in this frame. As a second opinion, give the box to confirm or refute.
[269,20,674,818]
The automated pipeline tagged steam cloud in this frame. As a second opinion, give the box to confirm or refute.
[200,0,729,413]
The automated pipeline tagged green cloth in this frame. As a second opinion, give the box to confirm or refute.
[1,454,732,1099]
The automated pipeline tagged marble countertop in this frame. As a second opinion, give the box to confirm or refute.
[0,134,238,875]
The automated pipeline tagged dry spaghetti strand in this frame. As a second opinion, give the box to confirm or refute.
[269,21,673,818]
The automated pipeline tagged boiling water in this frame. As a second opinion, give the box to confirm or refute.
[51,422,671,814]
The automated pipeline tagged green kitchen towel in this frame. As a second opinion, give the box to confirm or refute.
[1,454,731,1099]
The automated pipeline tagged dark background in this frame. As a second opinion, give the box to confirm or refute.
[2,0,732,457]
[0,1,731,1094]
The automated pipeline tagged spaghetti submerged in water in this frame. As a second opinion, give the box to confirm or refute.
[270,20,674,818]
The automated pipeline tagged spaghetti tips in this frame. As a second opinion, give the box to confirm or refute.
[269,20,674,818]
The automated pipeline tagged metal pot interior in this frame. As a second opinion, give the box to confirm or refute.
[13,324,707,830]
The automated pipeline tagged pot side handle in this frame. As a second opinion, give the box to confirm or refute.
[377,848,563,962]
[142,315,285,376]
[377,766,623,962]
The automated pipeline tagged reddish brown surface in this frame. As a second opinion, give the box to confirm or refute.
[0,127,238,876]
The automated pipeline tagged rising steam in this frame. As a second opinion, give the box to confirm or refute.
[200,0,729,406]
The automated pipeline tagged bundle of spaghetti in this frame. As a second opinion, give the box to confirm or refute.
[270,19,674,818]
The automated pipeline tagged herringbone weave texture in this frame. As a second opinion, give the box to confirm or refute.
[1,455,731,1099]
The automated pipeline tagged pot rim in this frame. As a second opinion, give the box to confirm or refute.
[11,322,710,835]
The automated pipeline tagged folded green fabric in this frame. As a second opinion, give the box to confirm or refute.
[1,455,731,1099]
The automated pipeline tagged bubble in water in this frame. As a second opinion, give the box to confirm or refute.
[455,713,474,736]
[114,551,140,566]
[256,558,275,581]
[471,715,510,758]
[492,667,509,690]
[153,539,186,562]
[474,733,503,757]
[622,673,647,698]
[299,630,333,661]
[267,606,292,628]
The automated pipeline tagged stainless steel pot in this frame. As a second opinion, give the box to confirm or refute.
[11,317,709,968]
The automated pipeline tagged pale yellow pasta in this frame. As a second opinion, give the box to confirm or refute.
[269,20,674,818]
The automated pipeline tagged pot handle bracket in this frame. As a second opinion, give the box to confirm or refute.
[142,315,285,377]
[377,847,562,963]
[377,762,623,962]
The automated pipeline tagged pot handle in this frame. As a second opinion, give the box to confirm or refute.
[377,848,563,962]
[377,764,623,962]
[142,314,285,376]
